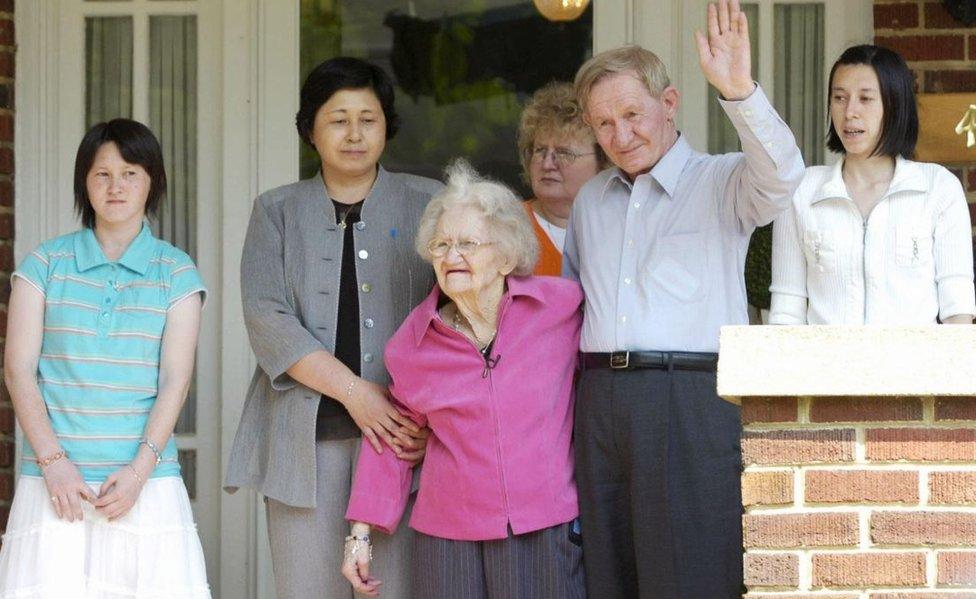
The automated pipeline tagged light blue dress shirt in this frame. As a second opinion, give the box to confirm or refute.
[563,86,805,353]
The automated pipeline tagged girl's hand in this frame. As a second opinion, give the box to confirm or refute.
[42,458,96,522]
[92,463,148,521]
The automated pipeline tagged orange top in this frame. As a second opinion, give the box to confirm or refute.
[523,200,563,277]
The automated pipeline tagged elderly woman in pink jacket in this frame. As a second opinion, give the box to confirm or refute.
[339,160,585,599]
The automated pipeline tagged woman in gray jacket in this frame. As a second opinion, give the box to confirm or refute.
[224,57,442,598]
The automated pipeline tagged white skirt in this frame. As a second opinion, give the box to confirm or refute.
[0,476,211,599]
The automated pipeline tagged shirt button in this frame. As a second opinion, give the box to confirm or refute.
[627,239,635,247]
[355,222,366,231]
[634,202,641,209]
[361,283,372,293]
[104,297,111,303]
[364,318,374,328]
[620,316,627,323]
[363,353,373,363]
[101,312,109,318]
[624,278,632,285]
[743,109,753,117]
[358,250,369,260]
[765,141,775,148]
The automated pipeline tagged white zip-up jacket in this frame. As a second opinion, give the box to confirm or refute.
[770,156,975,325]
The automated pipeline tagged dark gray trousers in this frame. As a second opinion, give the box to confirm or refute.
[411,522,586,599]
[574,366,743,599]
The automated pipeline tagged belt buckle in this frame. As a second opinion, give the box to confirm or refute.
[610,352,630,369]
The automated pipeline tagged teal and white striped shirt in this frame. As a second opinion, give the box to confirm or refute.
[13,223,206,482]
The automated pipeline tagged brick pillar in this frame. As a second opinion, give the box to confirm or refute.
[874,0,976,237]
[0,0,14,535]
[741,395,976,597]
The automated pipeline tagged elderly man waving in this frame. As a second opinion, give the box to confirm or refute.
[563,0,804,597]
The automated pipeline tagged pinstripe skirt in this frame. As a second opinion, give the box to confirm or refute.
[411,521,585,599]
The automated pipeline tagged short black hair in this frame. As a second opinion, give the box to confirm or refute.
[74,119,167,229]
[826,45,917,159]
[295,57,399,147]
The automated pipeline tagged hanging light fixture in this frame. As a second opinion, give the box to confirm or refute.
[533,0,591,22]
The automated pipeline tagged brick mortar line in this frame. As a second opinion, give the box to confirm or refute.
[923,396,936,423]
[926,549,937,589]
[858,511,870,549]
[745,464,976,472]
[855,427,867,463]
[794,465,804,509]
[920,466,931,507]
[744,421,976,430]
[746,505,976,515]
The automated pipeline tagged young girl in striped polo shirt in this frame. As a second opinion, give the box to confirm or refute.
[0,119,211,597]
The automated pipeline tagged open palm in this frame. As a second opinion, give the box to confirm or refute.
[695,0,754,101]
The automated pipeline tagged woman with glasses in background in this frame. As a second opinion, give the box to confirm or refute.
[517,82,606,275]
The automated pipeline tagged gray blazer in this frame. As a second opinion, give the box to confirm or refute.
[224,167,443,508]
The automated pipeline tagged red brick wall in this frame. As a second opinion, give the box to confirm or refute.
[742,395,976,596]
[0,0,14,535]
[875,0,976,241]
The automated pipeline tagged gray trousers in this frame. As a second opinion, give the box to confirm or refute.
[266,438,414,599]
[575,366,743,599]
[412,522,585,599]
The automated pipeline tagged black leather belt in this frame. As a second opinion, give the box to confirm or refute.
[581,351,718,372]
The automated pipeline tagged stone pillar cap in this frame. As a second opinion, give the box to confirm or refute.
[718,325,976,400]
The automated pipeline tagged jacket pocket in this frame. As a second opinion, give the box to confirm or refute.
[895,224,933,268]
[802,229,837,274]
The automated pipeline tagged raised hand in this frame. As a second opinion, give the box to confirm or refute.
[694,0,755,101]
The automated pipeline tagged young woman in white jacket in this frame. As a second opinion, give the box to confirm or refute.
[770,44,975,325]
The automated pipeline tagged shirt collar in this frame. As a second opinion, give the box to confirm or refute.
[603,134,692,199]
[74,222,156,274]
[411,275,547,346]
[812,155,928,205]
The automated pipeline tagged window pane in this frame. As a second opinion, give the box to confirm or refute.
[85,17,133,126]
[774,3,825,166]
[707,3,758,154]
[300,0,593,194]
[179,449,197,500]
[150,15,199,434]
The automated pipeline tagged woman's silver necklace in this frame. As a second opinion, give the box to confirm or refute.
[452,306,496,351]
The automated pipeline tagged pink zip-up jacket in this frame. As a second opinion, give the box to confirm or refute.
[345,275,583,541]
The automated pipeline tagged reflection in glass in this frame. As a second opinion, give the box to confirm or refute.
[301,0,592,195]
[150,15,199,435]
[85,17,133,127]
[774,3,825,167]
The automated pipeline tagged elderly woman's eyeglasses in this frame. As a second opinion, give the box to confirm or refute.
[528,147,595,168]
[427,238,493,257]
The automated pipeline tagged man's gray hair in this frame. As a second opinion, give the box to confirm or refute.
[574,45,671,116]
[416,159,539,276]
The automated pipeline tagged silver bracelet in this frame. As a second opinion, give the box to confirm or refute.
[139,439,162,465]
[344,534,372,561]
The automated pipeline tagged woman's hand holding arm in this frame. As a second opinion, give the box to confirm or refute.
[4,278,95,521]
[287,353,420,455]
